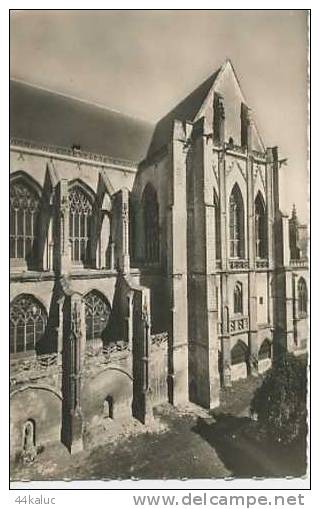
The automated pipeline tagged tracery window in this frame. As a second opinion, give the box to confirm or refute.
[69,186,93,264]
[142,184,159,263]
[10,295,47,354]
[255,192,267,259]
[229,184,244,258]
[233,282,243,314]
[10,180,40,265]
[84,291,111,342]
[297,277,308,316]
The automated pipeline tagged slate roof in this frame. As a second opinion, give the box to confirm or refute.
[10,80,154,163]
[10,67,222,164]
[146,67,221,157]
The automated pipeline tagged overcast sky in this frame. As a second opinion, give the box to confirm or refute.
[10,10,309,221]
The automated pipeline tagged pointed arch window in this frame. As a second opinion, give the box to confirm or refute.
[84,291,111,342]
[214,190,221,260]
[297,278,308,316]
[129,195,136,263]
[231,340,248,365]
[10,179,40,266]
[142,184,159,263]
[233,282,243,315]
[229,184,245,258]
[10,295,47,354]
[255,192,267,259]
[69,185,93,264]
[258,339,272,360]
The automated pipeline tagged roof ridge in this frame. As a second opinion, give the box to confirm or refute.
[157,67,221,124]
[146,65,221,157]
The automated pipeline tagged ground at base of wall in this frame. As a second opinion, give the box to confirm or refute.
[10,374,306,482]
[83,414,169,451]
[215,374,265,417]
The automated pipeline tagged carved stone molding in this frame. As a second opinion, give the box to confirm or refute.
[226,160,247,182]
[212,163,219,185]
[11,137,138,170]
[254,164,266,191]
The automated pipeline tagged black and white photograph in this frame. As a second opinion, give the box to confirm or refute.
[9,9,309,487]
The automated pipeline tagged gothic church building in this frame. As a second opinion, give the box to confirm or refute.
[10,60,308,459]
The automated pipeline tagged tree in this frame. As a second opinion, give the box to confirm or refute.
[250,354,307,444]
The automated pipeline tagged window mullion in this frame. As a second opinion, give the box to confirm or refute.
[31,210,34,243]
[22,209,26,259]
[84,212,87,261]
[33,319,36,350]
[24,322,26,352]
[15,209,18,258]
[72,212,75,260]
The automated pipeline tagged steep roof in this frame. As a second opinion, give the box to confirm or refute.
[10,80,154,163]
[146,67,221,157]
[11,61,264,165]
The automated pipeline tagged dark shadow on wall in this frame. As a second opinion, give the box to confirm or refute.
[35,280,61,355]
[101,275,128,345]
[192,414,307,478]
[138,273,168,334]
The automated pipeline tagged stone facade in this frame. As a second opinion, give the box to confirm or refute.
[10,59,308,461]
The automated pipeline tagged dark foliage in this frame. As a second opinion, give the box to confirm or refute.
[250,354,307,444]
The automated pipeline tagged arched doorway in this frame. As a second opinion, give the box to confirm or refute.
[258,339,272,373]
[258,338,272,360]
[231,340,249,381]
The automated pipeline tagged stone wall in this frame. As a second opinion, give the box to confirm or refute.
[10,384,62,461]
[82,348,133,426]
[10,61,309,456]
[10,148,136,196]
[150,333,168,406]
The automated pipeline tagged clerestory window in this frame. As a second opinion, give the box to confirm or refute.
[69,186,93,264]
[10,179,40,267]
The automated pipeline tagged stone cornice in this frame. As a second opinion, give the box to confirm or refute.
[212,142,266,163]
[10,137,138,173]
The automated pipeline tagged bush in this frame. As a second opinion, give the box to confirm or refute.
[250,354,307,444]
